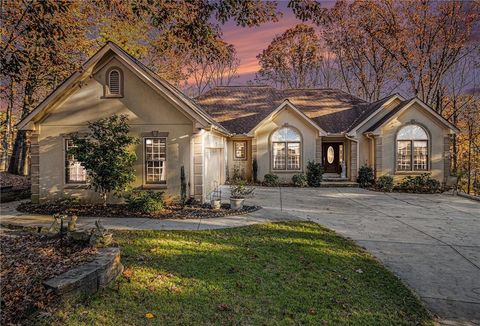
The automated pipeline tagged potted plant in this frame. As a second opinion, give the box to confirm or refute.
[229,181,254,210]
[209,182,222,210]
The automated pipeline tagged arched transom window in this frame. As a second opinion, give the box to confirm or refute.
[271,127,301,170]
[106,68,122,96]
[396,124,429,171]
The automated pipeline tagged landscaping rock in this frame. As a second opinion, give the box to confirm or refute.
[70,230,91,243]
[43,247,123,301]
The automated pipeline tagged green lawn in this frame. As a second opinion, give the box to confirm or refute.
[40,222,432,325]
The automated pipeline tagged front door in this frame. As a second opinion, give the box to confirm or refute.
[322,143,340,174]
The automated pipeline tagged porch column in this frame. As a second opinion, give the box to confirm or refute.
[315,137,322,164]
[192,133,204,202]
[444,136,452,182]
[350,140,358,181]
[30,131,40,204]
[375,137,382,177]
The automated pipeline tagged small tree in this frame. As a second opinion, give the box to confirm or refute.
[70,115,137,205]
[306,161,324,187]
[252,159,258,183]
[180,165,187,204]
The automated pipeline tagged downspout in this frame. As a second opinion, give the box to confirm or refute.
[344,133,359,179]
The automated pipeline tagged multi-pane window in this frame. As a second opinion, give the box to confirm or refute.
[273,143,286,169]
[287,143,300,170]
[234,141,246,160]
[396,125,429,172]
[271,127,301,171]
[145,138,166,184]
[65,139,87,184]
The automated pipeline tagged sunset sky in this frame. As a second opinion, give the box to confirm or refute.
[220,1,334,83]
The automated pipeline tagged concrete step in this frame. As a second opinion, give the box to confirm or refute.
[320,181,359,188]
[322,177,349,182]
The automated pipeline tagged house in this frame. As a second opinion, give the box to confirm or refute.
[17,42,459,204]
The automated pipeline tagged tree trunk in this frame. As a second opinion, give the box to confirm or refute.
[1,81,14,171]
[467,131,472,194]
[8,52,38,176]
[8,130,30,175]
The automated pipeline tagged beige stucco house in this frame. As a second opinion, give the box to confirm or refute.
[18,42,459,204]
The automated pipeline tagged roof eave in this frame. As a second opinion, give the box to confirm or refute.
[347,93,406,135]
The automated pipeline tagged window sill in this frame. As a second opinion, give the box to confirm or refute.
[64,184,89,189]
[395,171,430,175]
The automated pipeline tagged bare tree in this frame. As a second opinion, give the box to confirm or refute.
[184,42,240,97]
[320,0,398,101]
[256,24,326,89]
[358,0,479,107]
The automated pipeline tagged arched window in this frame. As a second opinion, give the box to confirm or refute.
[271,127,301,170]
[396,124,429,171]
[106,68,122,96]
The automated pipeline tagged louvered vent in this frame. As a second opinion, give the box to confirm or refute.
[108,70,121,95]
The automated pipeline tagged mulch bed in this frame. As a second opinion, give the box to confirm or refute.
[17,202,260,219]
[0,229,97,325]
[0,172,30,190]
[0,172,31,203]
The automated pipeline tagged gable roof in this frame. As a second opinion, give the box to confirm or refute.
[17,42,229,134]
[248,100,328,136]
[195,86,377,134]
[366,98,460,133]
[346,94,404,135]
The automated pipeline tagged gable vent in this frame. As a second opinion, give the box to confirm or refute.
[108,69,121,95]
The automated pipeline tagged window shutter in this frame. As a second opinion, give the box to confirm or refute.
[109,70,121,95]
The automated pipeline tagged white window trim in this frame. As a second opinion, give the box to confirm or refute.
[104,67,123,98]
[271,140,302,172]
[143,137,167,186]
[233,141,247,160]
[269,126,303,172]
[63,138,88,186]
[395,124,430,173]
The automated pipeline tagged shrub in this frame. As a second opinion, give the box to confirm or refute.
[263,173,279,187]
[397,174,441,193]
[69,114,137,205]
[125,190,164,213]
[357,165,374,188]
[306,161,323,187]
[230,181,255,199]
[252,159,258,183]
[231,165,244,183]
[375,175,394,192]
[180,166,187,204]
[292,173,308,187]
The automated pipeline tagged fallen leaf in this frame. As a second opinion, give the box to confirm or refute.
[145,312,154,319]
[217,303,230,311]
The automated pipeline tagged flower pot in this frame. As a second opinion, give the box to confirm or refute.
[211,199,221,210]
[229,198,245,211]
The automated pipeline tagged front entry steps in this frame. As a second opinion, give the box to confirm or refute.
[320,180,359,188]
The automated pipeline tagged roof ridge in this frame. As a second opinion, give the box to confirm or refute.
[212,85,272,88]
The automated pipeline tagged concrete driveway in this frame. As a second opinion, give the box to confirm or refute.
[245,187,480,325]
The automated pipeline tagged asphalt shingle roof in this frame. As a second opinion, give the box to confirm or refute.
[195,86,396,134]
